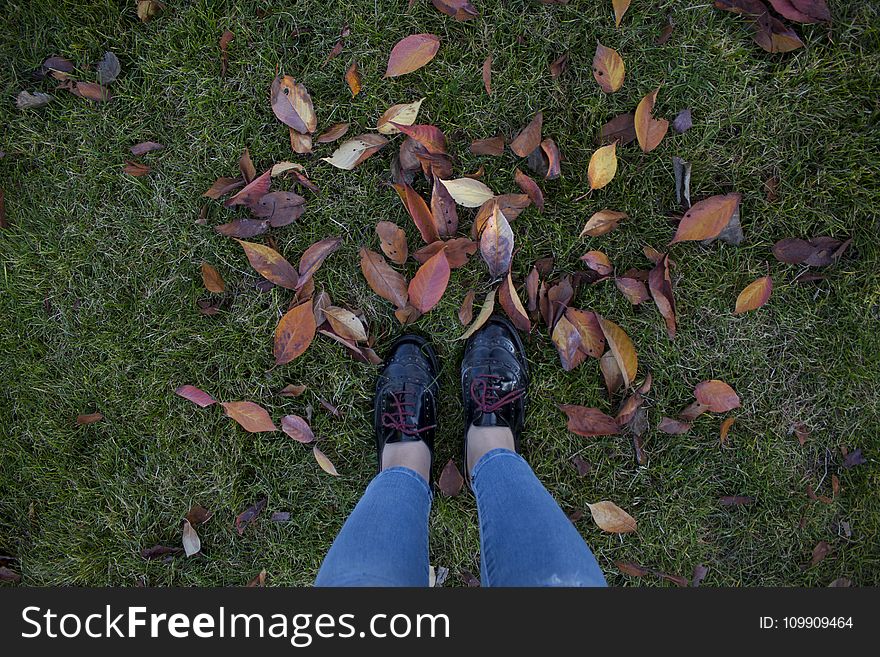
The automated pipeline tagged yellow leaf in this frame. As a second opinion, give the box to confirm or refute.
[377,98,425,134]
[313,445,339,476]
[613,0,631,27]
[592,42,625,93]
[598,316,638,387]
[458,289,496,340]
[439,177,495,208]
[735,276,773,314]
[634,87,669,153]
[588,142,618,190]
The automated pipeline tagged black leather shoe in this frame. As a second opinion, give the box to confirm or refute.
[374,335,439,472]
[461,316,528,472]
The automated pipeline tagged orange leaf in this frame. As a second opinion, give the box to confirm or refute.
[498,273,531,332]
[634,87,669,153]
[392,123,447,154]
[316,122,350,143]
[376,221,408,265]
[565,308,605,358]
[592,42,625,93]
[397,183,440,243]
[236,240,299,289]
[735,276,773,314]
[598,316,638,387]
[225,169,271,208]
[671,193,741,243]
[297,236,342,290]
[431,176,459,237]
[587,500,637,533]
[559,405,619,436]
[274,300,317,365]
[551,315,587,371]
[222,401,277,433]
[385,34,441,78]
[720,417,735,444]
[613,0,632,27]
[510,112,543,158]
[200,262,225,293]
[408,250,450,313]
[514,168,544,211]
[694,380,741,413]
[344,61,362,96]
[360,248,409,309]
[648,253,676,338]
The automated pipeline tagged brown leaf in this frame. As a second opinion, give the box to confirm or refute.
[694,380,741,412]
[526,267,540,313]
[360,248,409,309]
[720,416,736,444]
[62,80,112,102]
[289,129,313,154]
[692,564,709,587]
[222,401,276,433]
[734,276,773,314]
[616,561,651,577]
[376,221,408,265]
[615,277,650,305]
[549,53,569,77]
[470,135,505,156]
[754,13,805,53]
[613,0,632,26]
[141,545,182,560]
[174,385,216,408]
[559,405,620,436]
[658,417,692,434]
[432,0,479,20]
[235,498,267,535]
[592,42,625,93]
[200,262,225,293]
[203,176,244,200]
[313,445,339,475]
[482,54,492,95]
[510,112,543,158]
[499,273,531,332]
[123,161,150,176]
[581,250,613,276]
[792,421,809,445]
[219,30,234,77]
[480,206,514,281]
[431,176,459,237]
[316,122,350,143]
[438,459,464,496]
[237,240,299,289]
[598,316,638,386]
[385,34,441,77]
[580,209,627,237]
[270,75,316,134]
[671,193,741,243]
[322,134,388,170]
[544,277,573,328]
[572,455,592,477]
[274,300,317,365]
[397,183,439,243]
[634,87,669,153]
[654,571,689,587]
[600,112,636,146]
[297,236,342,290]
[282,414,315,443]
[587,500,636,533]
[552,314,587,371]
[250,191,306,228]
[408,250,450,313]
[541,138,561,180]
[412,238,477,269]
[680,401,708,422]
[225,169,272,208]
[565,308,605,358]
[279,384,306,397]
[130,141,164,156]
[648,254,676,338]
[136,0,163,23]
[768,0,830,23]
[514,168,544,211]
[238,148,256,183]
[810,540,831,566]
[459,289,496,340]
[443,290,470,331]
[714,0,771,15]
[215,219,269,239]
[185,503,212,527]
[344,61,362,96]
[76,412,104,425]
[324,306,367,343]
[246,570,267,587]
[600,350,624,395]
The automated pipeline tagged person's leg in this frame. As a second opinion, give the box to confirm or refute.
[470,429,606,587]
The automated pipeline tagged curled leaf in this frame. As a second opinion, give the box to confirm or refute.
[459,290,496,340]
[598,316,638,387]
[316,122,350,143]
[648,254,676,338]
[499,273,531,332]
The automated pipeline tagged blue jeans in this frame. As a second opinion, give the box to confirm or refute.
[315,448,607,587]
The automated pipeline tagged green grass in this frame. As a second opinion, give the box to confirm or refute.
[1,0,878,586]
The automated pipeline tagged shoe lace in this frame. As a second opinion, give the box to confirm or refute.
[469,374,524,414]
[381,389,435,436]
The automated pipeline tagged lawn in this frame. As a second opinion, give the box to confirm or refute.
[1,0,878,587]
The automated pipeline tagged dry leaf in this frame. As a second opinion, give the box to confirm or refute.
[810,541,831,567]
[219,30,234,77]
[648,254,676,338]
[360,248,409,309]
[613,0,631,27]
[598,316,638,387]
[225,169,272,208]
[200,262,225,293]
[203,176,244,200]
[459,290,496,340]
[431,176,459,237]
[377,98,425,134]
[279,384,306,397]
[754,13,805,53]
[124,161,150,176]
[136,0,163,22]
[297,236,342,290]
[458,290,476,325]
[581,250,613,276]
[313,445,339,475]
[587,142,618,190]
[735,276,773,314]
[385,34,441,77]
[634,87,669,153]
[482,54,492,95]
[317,122,350,143]
[615,277,650,305]
[235,498,267,535]
[552,314,587,371]
[274,300,317,365]
[282,414,315,443]
[237,240,299,289]
[182,520,201,557]
[559,405,619,436]
[440,177,495,208]
[376,221,408,265]
[322,134,388,170]
[289,129,313,154]
[565,308,605,358]
[432,0,479,20]
[514,168,544,211]
[658,417,692,434]
[694,380,741,412]
[587,501,636,533]
[510,112,543,158]
[324,306,368,343]
[549,53,569,77]
[720,417,735,444]
[408,250,450,313]
[470,135,505,156]
[222,401,276,433]
[600,350,624,395]
[438,459,464,496]
[175,385,216,408]
[479,206,514,280]
[270,75,317,134]
[76,412,104,425]
[580,209,627,237]
[671,193,741,243]
[396,183,439,243]
[246,570,267,587]
[130,141,164,156]
[592,42,625,93]
[412,238,476,269]
[345,61,362,96]
[499,273,531,332]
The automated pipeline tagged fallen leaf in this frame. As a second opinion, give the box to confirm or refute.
[438,459,464,496]
[345,61,362,96]
[592,42,625,93]
[274,300,317,365]
[408,250,450,313]
[719,495,754,506]
[482,54,492,95]
[572,455,592,476]
[431,177,459,237]
[672,156,692,210]
[587,142,618,190]
[720,417,736,444]
[61,80,112,102]
[395,183,440,244]
[680,401,708,422]
[549,53,569,77]
[237,240,299,289]
[297,236,342,290]
[714,0,772,15]
[130,141,164,156]
[598,316,638,386]
[222,401,276,433]
[600,112,636,145]
[648,254,676,338]
[526,267,540,312]
[200,262,225,293]
[279,384,307,397]
[613,0,632,27]
[235,498,267,535]
[181,520,201,557]
[76,413,104,425]
[587,501,637,533]
[360,248,409,309]
[175,385,216,408]
[270,75,317,134]
[238,148,256,183]
[559,405,620,436]
[15,91,52,109]
[735,276,773,314]
[754,12,806,52]
[499,273,531,332]
[215,219,269,239]
[93,50,122,85]
[313,445,339,475]
[479,206,514,280]
[552,314,587,371]
[316,122,350,143]
[282,414,315,443]
[224,169,272,208]
[470,135,505,156]
[565,308,605,358]
[600,350,624,395]
[458,290,476,325]
[377,98,425,134]
[581,250,613,276]
[811,541,831,566]
[695,380,740,412]
[459,289,496,340]
[657,18,676,44]
[219,30,234,77]
[376,221,408,265]
[322,134,388,170]
[510,112,543,158]
[123,161,150,176]
[634,87,669,153]
[691,564,709,586]
[289,129,313,154]
[541,138,561,179]
[271,512,291,522]
[385,34,441,77]
[512,168,544,212]
[616,561,651,577]
[658,417,692,434]
[671,193,741,243]
[433,0,478,20]
[440,177,495,208]
[136,0,163,22]
[246,570,267,587]
[580,209,627,237]
[544,277,573,328]
[842,448,865,469]
[141,545,182,560]
[673,108,692,134]
[203,176,244,199]
[615,277,650,305]
[412,238,476,268]
[324,306,368,342]
[792,421,809,445]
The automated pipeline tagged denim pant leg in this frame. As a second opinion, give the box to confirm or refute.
[314,467,432,587]
[472,448,607,587]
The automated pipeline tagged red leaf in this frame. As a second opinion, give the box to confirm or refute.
[408,250,450,313]
[648,254,676,338]
[224,169,272,208]
[175,385,216,408]
[297,236,342,290]
[510,112,543,158]
[559,404,620,437]
[498,273,531,332]
[385,34,441,78]
[222,401,276,433]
